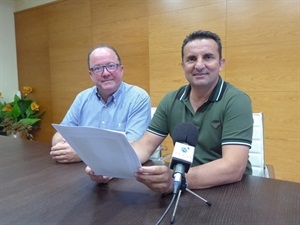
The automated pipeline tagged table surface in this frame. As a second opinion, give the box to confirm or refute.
[0,135,299,225]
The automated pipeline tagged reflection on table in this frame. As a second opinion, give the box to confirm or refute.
[1,135,299,225]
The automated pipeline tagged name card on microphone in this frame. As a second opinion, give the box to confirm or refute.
[172,142,195,163]
[52,124,141,179]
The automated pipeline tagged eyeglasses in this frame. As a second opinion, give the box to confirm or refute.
[90,63,120,75]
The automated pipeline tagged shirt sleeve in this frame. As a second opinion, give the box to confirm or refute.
[60,93,83,126]
[124,89,152,141]
[147,91,175,137]
[221,91,253,147]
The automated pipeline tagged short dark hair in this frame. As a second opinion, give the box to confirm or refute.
[87,44,122,69]
[181,30,222,61]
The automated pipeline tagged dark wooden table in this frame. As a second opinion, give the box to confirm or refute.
[0,135,299,225]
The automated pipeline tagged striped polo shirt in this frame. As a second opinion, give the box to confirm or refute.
[148,76,253,175]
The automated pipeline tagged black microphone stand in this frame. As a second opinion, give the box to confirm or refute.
[170,176,212,224]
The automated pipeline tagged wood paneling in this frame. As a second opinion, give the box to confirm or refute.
[48,27,92,63]
[148,1,227,107]
[91,13,149,92]
[225,0,300,182]
[15,7,52,142]
[46,0,92,135]
[14,0,300,183]
[147,0,225,16]
[50,60,93,123]
[46,0,91,32]
[226,1,299,47]
[148,2,227,55]
[91,0,149,92]
[91,0,147,24]
[225,44,299,92]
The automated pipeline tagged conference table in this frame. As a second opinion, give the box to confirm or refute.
[0,135,299,225]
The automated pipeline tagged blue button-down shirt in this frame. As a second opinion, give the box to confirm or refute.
[61,82,151,141]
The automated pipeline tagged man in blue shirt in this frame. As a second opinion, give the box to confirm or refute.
[51,45,151,170]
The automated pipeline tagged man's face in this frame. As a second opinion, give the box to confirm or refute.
[181,39,225,89]
[89,48,123,97]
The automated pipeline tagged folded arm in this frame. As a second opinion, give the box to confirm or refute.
[186,145,249,189]
[50,132,82,163]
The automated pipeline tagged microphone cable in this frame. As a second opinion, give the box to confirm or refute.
[155,192,177,225]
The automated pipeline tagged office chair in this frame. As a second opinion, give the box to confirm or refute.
[249,113,275,178]
[149,107,167,161]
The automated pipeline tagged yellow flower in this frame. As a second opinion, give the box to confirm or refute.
[22,86,33,96]
[0,91,2,98]
[30,102,40,111]
[2,104,13,112]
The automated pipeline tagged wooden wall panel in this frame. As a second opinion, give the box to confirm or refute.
[267,139,300,183]
[91,0,147,24]
[48,27,92,63]
[15,7,52,142]
[91,0,149,92]
[92,19,148,57]
[14,0,300,182]
[46,0,92,133]
[226,1,299,46]
[225,1,300,183]
[119,55,149,92]
[148,1,227,106]
[149,2,227,55]
[149,52,185,106]
[46,0,91,32]
[147,0,225,16]
[50,61,93,123]
[225,44,299,91]
[48,25,93,122]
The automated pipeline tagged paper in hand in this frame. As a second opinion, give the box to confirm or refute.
[52,124,141,179]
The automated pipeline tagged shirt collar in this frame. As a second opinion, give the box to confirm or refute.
[179,75,227,102]
[94,82,124,103]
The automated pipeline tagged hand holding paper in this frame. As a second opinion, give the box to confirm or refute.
[52,124,141,179]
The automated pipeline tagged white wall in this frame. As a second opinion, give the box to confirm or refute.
[14,0,56,12]
[0,0,19,103]
[0,0,56,103]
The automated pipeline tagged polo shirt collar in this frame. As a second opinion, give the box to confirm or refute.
[179,75,227,102]
[209,76,226,102]
[94,82,124,103]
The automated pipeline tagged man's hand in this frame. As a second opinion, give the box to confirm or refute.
[135,165,173,194]
[50,141,82,163]
[85,166,113,183]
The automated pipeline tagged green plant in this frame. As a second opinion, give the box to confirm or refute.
[0,87,45,139]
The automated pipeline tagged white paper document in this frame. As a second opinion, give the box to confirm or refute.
[52,124,141,179]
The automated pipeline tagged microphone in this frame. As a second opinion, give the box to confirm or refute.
[170,123,199,194]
